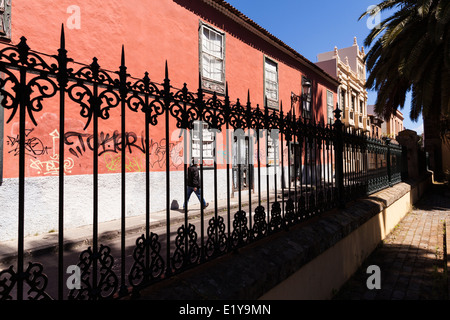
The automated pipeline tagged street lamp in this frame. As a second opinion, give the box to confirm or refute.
[302,77,312,120]
[302,78,312,98]
[290,77,312,119]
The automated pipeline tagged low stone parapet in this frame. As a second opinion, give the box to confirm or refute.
[131,174,432,300]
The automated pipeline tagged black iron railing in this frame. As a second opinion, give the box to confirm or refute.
[0,29,404,300]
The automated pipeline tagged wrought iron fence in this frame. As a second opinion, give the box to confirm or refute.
[0,30,404,300]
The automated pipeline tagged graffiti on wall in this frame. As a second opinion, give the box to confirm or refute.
[64,130,146,158]
[6,128,184,175]
[28,129,75,175]
[64,130,183,171]
[5,124,285,177]
[6,128,51,158]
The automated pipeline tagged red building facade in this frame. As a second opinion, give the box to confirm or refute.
[0,0,338,240]
[1,0,338,177]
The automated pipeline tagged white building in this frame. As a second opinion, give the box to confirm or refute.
[316,37,369,133]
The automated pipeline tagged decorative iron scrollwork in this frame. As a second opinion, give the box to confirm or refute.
[266,107,280,131]
[0,65,58,126]
[284,198,296,226]
[204,92,226,130]
[0,262,51,300]
[68,59,120,130]
[229,99,247,130]
[0,66,19,122]
[68,245,118,300]
[171,224,200,271]
[205,216,227,258]
[126,72,165,126]
[66,80,120,130]
[231,210,249,248]
[250,105,265,131]
[170,83,198,129]
[129,233,165,289]
[269,201,282,233]
[24,262,52,300]
[0,37,56,73]
[0,265,15,300]
[145,98,166,126]
[252,205,267,240]
[26,75,59,126]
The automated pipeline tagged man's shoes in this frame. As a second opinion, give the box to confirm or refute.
[203,203,209,209]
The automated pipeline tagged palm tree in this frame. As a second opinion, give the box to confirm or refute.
[360,0,450,180]
[360,0,450,121]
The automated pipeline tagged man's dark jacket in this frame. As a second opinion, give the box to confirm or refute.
[187,164,200,188]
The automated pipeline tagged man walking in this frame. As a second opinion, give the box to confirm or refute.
[183,158,209,210]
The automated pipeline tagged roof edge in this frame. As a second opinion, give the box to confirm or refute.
[201,0,340,88]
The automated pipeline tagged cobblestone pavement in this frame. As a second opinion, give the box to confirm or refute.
[333,183,450,300]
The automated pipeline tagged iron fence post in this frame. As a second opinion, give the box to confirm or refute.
[333,105,345,209]
[386,138,392,187]
[118,45,129,297]
[56,24,69,301]
[163,61,172,275]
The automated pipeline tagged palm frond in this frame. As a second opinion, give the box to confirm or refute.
[362,0,450,120]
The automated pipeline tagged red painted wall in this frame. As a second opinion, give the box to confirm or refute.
[1,0,337,179]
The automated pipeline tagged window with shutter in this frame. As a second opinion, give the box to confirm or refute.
[191,121,215,162]
[264,57,279,109]
[327,90,334,124]
[0,0,11,41]
[199,22,225,94]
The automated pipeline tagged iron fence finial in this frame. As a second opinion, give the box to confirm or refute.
[17,36,30,64]
[60,24,65,50]
[121,45,125,67]
[164,60,170,84]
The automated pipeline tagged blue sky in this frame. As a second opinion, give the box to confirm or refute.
[225,0,423,134]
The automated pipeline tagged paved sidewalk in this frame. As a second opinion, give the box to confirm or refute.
[0,190,278,267]
[333,183,450,300]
